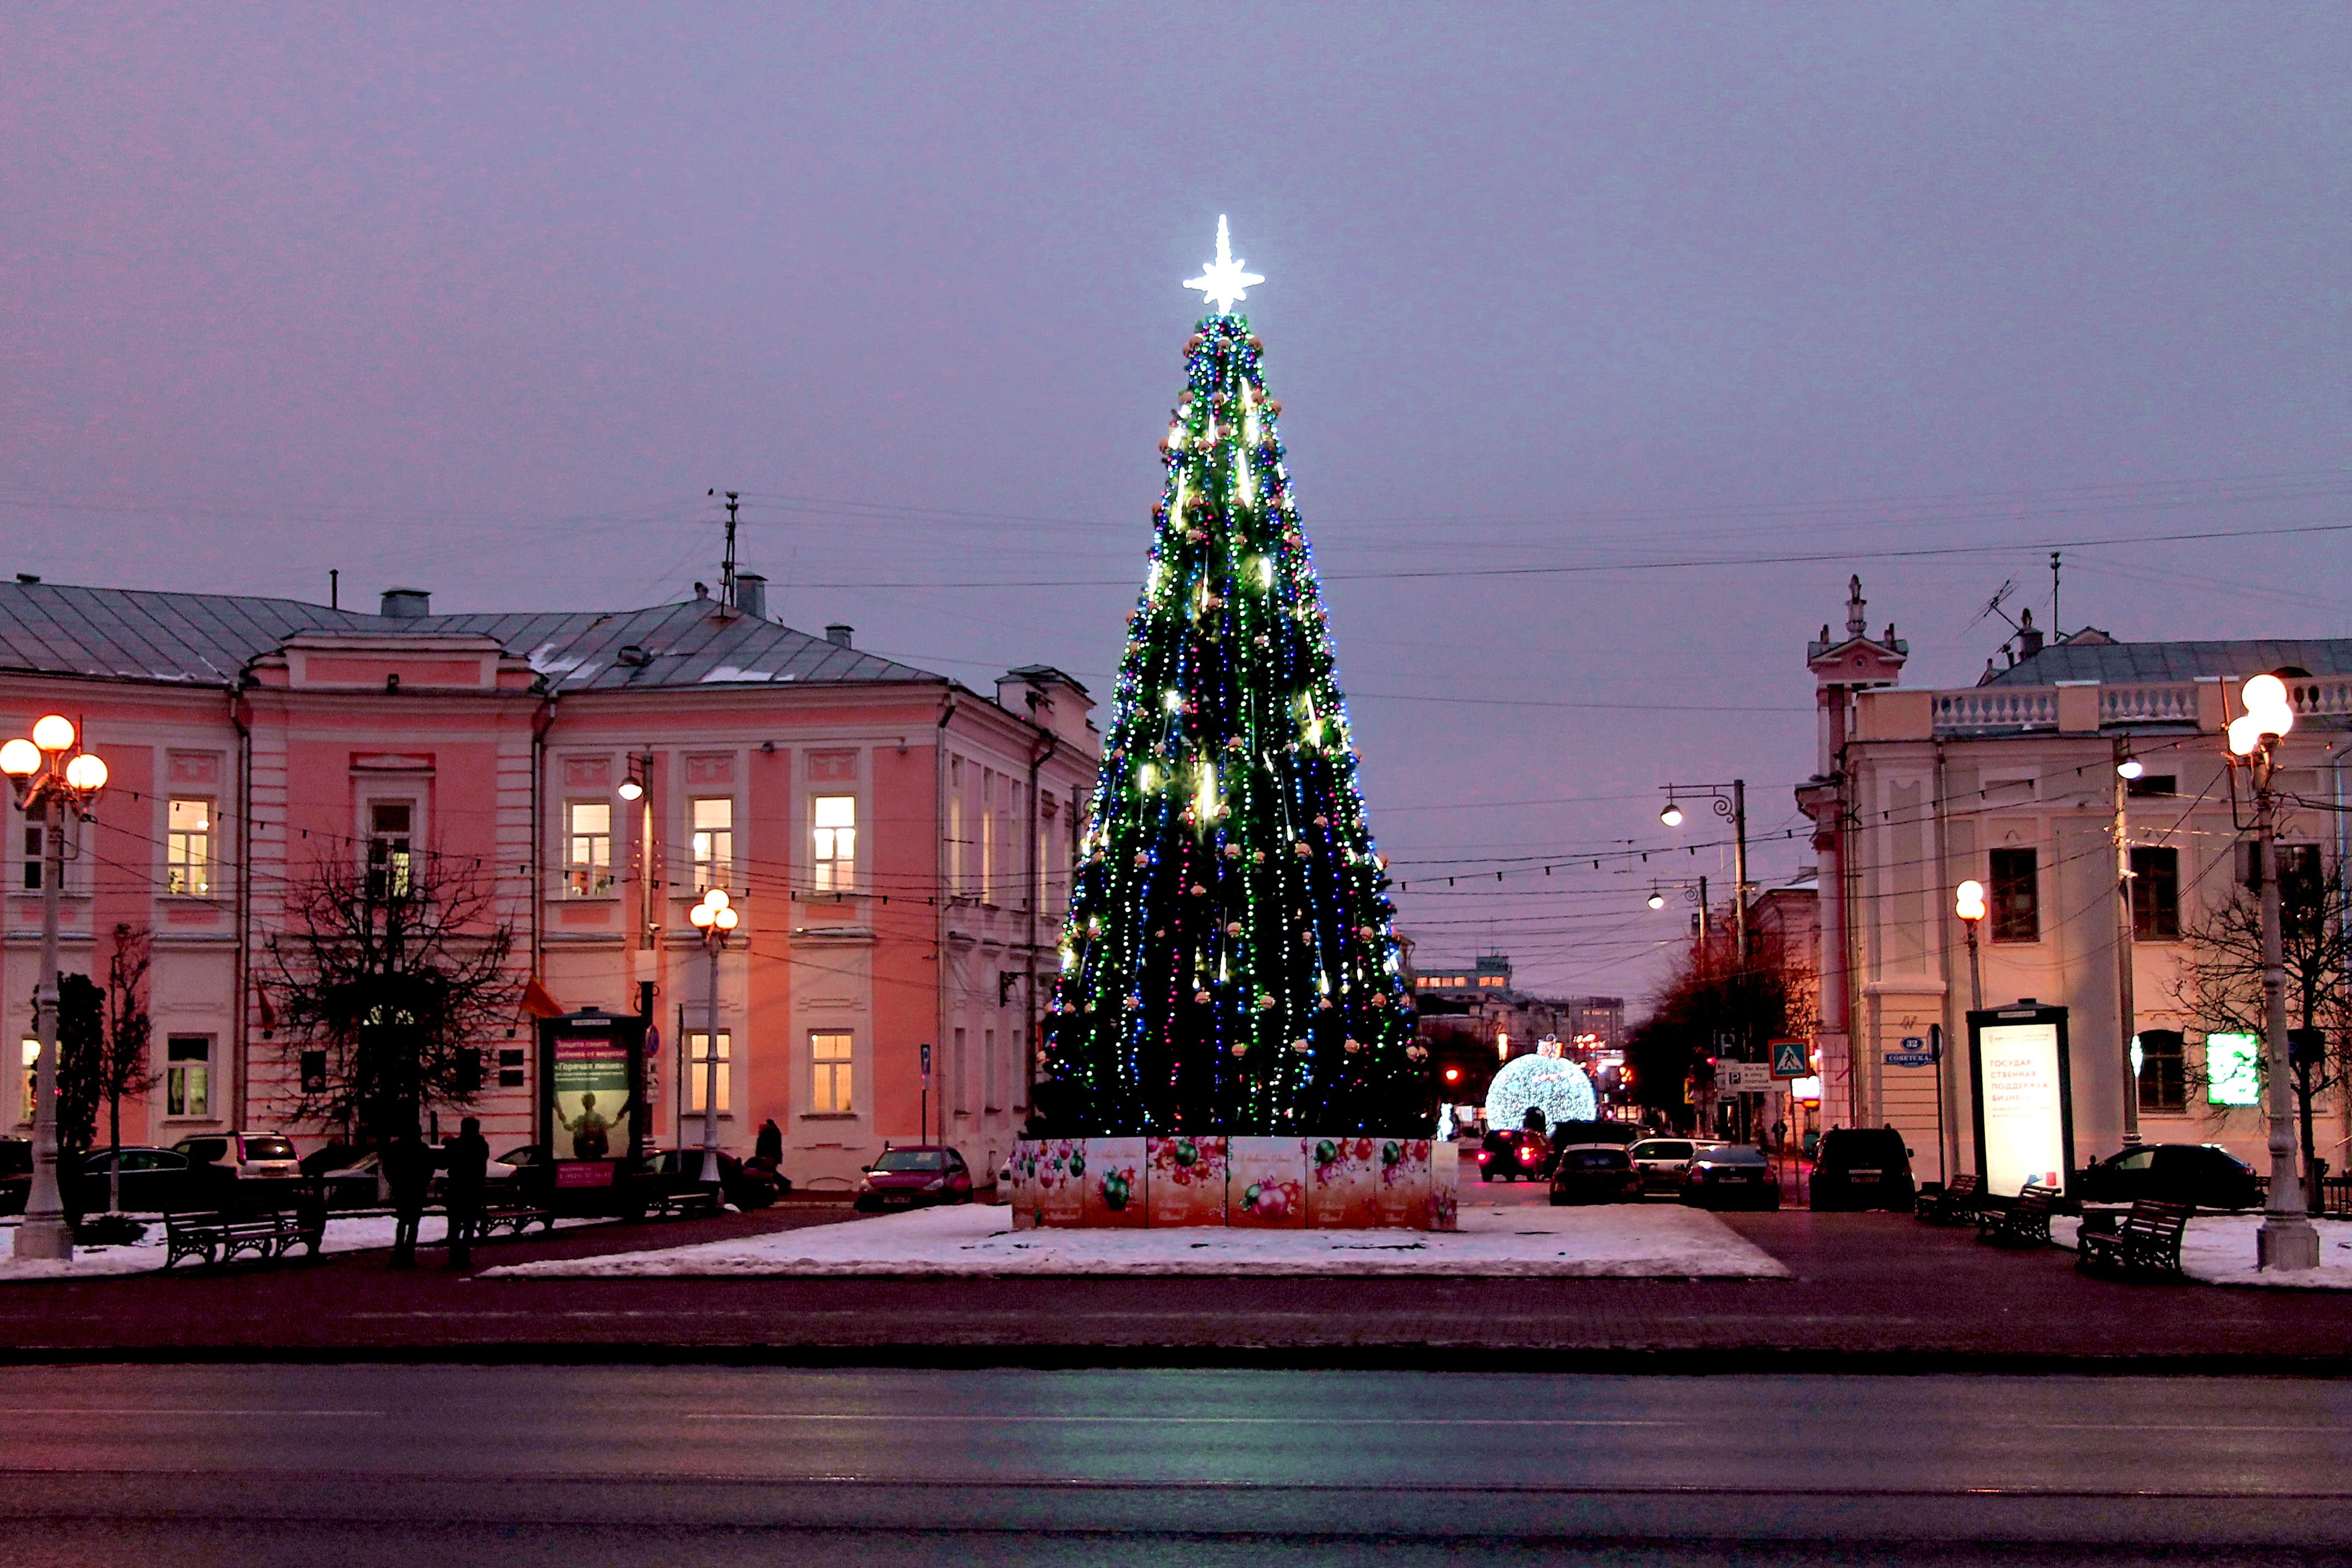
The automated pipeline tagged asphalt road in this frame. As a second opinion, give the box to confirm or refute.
[0,1364,2346,1566]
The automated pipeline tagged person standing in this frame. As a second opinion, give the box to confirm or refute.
[754,1117,782,1167]
[382,1130,433,1270]
[443,1115,490,1270]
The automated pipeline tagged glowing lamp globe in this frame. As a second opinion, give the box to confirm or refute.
[1659,804,1684,827]
[689,903,715,929]
[1954,879,1986,923]
[63,753,107,792]
[2241,673,2290,720]
[31,715,74,753]
[715,906,739,930]
[0,738,37,777]
[1647,892,1666,910]
[617,778,643,802]
[1485,1053,1595,1136]
[2227,715,2265,756]
[2116,758,2144,781]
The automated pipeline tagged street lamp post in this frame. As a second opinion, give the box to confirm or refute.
[2226,675,2319,1272]
[2,716,111,1262]
[1660,781,1749,963]
[1954,880,1985,1012]
[687,887,738,1186]
[2114,744,2143,1148]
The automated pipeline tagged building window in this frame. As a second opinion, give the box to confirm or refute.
[690,798,733,892]
[1989,848,2039,943]
[166,1035,211,1118]
[2131,847,2180,940]
[21,819,43,891]
[812,796,856,892]
[166,798,213,896]
[2136,1030,2186,1114]
[948,758,968,896]
[367,802,414,900]
[2126,775,2177,798]
[19,1038,35,1124]
[810,1031,853,1113]
[565,801,612,897]
[684,1030,731,1114]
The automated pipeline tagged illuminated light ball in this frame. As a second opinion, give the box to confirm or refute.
[1485,1054,1596,1135]
[1226,921,1244,935]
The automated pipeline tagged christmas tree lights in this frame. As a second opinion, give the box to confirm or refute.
[1038,221,1426,1139]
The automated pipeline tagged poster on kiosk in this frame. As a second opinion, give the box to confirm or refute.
[1967,1003,2073,1198]
[538,1008,649,1190]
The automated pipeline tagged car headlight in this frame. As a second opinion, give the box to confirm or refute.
[922,1178,945,1193]
[857,1178,874,1191]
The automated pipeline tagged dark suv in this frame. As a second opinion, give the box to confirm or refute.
[1478,1129,1553,1182]
[1809,1128,1916,1211]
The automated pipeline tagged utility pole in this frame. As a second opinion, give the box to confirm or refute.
[710,489,742,614]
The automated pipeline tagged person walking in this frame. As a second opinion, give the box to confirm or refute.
[382,1130,433,1270]
[754,1117,782,1167]
[443,1115,490,1270]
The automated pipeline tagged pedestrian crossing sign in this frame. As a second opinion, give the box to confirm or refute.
[1770,1039,1810,1079]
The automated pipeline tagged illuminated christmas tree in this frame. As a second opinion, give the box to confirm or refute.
[1039,220,1425,1137]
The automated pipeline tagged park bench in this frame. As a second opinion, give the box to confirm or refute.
[475,1197,557,1239]
[2076,1198,2190,1278]
[1915,1173,1984,1226]
[646,1188,724,1222]
[1975,1183,2062,1248]
[162,1207,325,1270]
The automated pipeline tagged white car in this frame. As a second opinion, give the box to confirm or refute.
[172,1131,302,1183]
[1627,1137,1723,1195]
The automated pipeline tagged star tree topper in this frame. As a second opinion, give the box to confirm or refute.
[1184,215,1265,314]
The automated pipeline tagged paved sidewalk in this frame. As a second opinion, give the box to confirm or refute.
[5,1201,2351,1368]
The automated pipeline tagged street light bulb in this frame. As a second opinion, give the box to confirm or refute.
[617,778,643,801]
[2116,757,2144,780]
[30,715,74,753]
[1660,804,1684,827]
[2227,714,2264,756]
[704,889,730,911]
[715,907,739,930]
[63,753,106,792]
[1647,892,1665,910]
[2242,673,2289,716]
[0,738,36,776]
[1954,879,1986,923]
[690,905,714,928]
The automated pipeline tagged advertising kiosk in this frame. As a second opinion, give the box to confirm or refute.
[1967,1003,2074,1198]
[537,1007,650,1206]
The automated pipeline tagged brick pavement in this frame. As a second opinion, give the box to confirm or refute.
[4,1204,2348,1369]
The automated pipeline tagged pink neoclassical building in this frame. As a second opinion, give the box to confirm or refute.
[0,574,1097,1190]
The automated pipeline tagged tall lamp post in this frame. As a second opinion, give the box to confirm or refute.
[2225,674,2319,1272]
[2114,747,2144,1147]
[687,887,738,1186]
[1953,879,1985,1012]
[1660,781,1749,962]
[2,716,111,1261]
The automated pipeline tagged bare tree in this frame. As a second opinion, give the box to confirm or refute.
[44,927,158,1216]
[2170,856,2350,1182]
[265,852,520,1147]
[1626,926,1817,1130]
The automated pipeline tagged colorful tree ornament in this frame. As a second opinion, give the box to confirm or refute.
[1037,220,1423,1138]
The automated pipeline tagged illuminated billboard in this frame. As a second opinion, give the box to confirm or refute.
[1968,1005,2074,1197]
[2205,1031,2261,1107]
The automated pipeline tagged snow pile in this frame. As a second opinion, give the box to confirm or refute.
[2055,1212,2352,1290]
[0,1213,591,1282]
[481,1201,1789,1280]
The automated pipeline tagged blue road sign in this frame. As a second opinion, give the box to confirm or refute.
[1770,1039,1811,1078]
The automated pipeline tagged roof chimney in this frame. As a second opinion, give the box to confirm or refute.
[825,624,853,649]
[2017,607,2043,659]
[380,588,431,619]
[736,573,767,620]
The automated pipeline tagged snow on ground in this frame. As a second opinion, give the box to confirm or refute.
[2053,1212,2352,1290]
[481,1201,1790,1280]
[0,1213,594,1282]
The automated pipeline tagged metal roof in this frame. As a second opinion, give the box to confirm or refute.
[1986,637,2352,687]
[0,580,945,692]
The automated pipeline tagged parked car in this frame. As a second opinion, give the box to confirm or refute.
[2076,1142,2260,1212]
[1809,1128,1917,1212]
[854,1145,974,1211]
[1680,1143,1781,1211]
[641,1147,783,1212]
[172,1131,303,1184]
[1549,1144,1643,1205]
[70,1146,194,1214]
[0,1135,31,1215]
[1478,1129,1553,1182]
[1628,1137,1714,1195]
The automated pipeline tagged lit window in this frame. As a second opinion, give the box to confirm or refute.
[812,796,856,892]
[811,1032,853,1112]
[19,1038,35,1124]
[565,802,612,897]
[367,802,414,901]
[166,1036,210,1118]
[690,798,733,891]
[684,1030,731,1114]
[166,798,213,896]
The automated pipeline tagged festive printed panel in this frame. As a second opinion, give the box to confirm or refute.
[1373,1138,1433,1228]
[1145,1135,1228,1227]
[1033,1138,1087,1229]
[1226,1136,1306,1229]
[1305,1136,1379,1229]
[1005,1141,1041,1230]
[1427,1141,1460,1232]
[1080,1137,1148,1227]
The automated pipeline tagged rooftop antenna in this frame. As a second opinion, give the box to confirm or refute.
[2049,549,2062,638]
[708,488,741,615]
[1972,579,2021,634]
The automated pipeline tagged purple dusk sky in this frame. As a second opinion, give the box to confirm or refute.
[3,5,2346,996]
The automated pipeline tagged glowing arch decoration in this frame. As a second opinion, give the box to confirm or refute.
[1485,1054,1595,1134]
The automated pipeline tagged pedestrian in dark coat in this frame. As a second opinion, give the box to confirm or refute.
[382,1131,433,1269]
[755,1118,783,1166]
[443,1116,491,1269]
